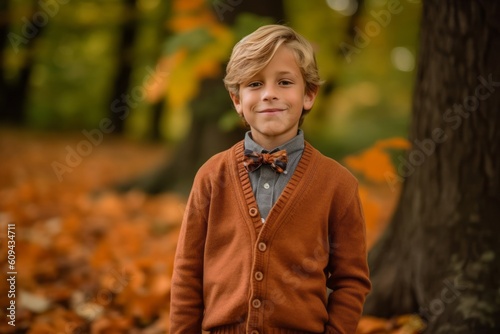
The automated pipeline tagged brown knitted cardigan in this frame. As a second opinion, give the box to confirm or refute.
[170,141,371,334]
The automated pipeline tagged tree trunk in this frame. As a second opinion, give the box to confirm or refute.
[0,1,9,118]
[108,0,138,134]
[115,0,285,195]
[0,0,40,125]
[364,1,500,333]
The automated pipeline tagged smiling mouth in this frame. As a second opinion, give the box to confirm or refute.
[259,108,284,113]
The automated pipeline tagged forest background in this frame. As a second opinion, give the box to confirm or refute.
[1,0,435,333]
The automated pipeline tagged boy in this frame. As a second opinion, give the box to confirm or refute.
[170,24,371,334]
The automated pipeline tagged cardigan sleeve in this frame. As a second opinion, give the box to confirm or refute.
[170,170,210,334]
[324,184,371,334]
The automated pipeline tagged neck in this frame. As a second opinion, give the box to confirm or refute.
[250,130,298,150]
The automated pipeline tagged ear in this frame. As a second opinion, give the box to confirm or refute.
[230,92,243,115]
[303,87,318,111]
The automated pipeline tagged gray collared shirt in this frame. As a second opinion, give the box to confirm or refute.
[244,130,305,220]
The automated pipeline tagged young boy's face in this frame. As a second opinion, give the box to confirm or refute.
[230,45,317,149]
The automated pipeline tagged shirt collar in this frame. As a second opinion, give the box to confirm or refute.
[244,129,305,156]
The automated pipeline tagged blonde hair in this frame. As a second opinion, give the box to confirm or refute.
[224,24,322,115]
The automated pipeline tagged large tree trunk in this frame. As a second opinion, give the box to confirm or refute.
[364,1,500,333]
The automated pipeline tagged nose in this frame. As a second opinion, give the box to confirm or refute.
[262,84,278,101]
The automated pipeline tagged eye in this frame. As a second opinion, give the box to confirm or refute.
[279,80,293,86]
[248,82,262,88]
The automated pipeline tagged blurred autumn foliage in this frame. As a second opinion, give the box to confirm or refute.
[344,137,411,248]
[0,129,426,333]
[0,0,433,330]
[0,0,424,331]
[0,130,180,333]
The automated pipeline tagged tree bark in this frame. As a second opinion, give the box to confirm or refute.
[0,1,9,118]
[108,0,138,134]
[0,0,40,124]
[364,1,500,332]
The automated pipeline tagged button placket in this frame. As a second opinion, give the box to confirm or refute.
[250,241,266,333]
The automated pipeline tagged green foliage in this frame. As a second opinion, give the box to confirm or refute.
[231,12,275,41]
[3,0,422,157]
[286,0,421,158]
[164,28,215,55]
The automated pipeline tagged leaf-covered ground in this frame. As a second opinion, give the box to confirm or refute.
[0,129,181,333]
[0,129,422,333]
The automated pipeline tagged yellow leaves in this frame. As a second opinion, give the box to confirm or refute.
[346,145,395,183]
[344,137,410,184]
[169,11,216,32]
[153,23,234,140]
[166,51,205,110]
[147,0,235,129]
[344,137,410,248]
[145,50,187,104]
[173,0,206,12]
[376,137,411,150]
[170,0,216,32]
[357,186,383,249]
[164,26,233,110]
[357,314,426,334]
[167,55,214,109]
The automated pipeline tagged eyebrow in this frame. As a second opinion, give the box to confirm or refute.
[244,70,298,83]
[276,71,297,77]
[277,71,297,78]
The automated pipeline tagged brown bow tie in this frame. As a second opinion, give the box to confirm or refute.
[243,149,288,174]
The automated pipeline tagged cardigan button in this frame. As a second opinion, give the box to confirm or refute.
[257,242,267,252]
[252,298,262,309]
[254,271,263,281]
[249,207,259,217]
